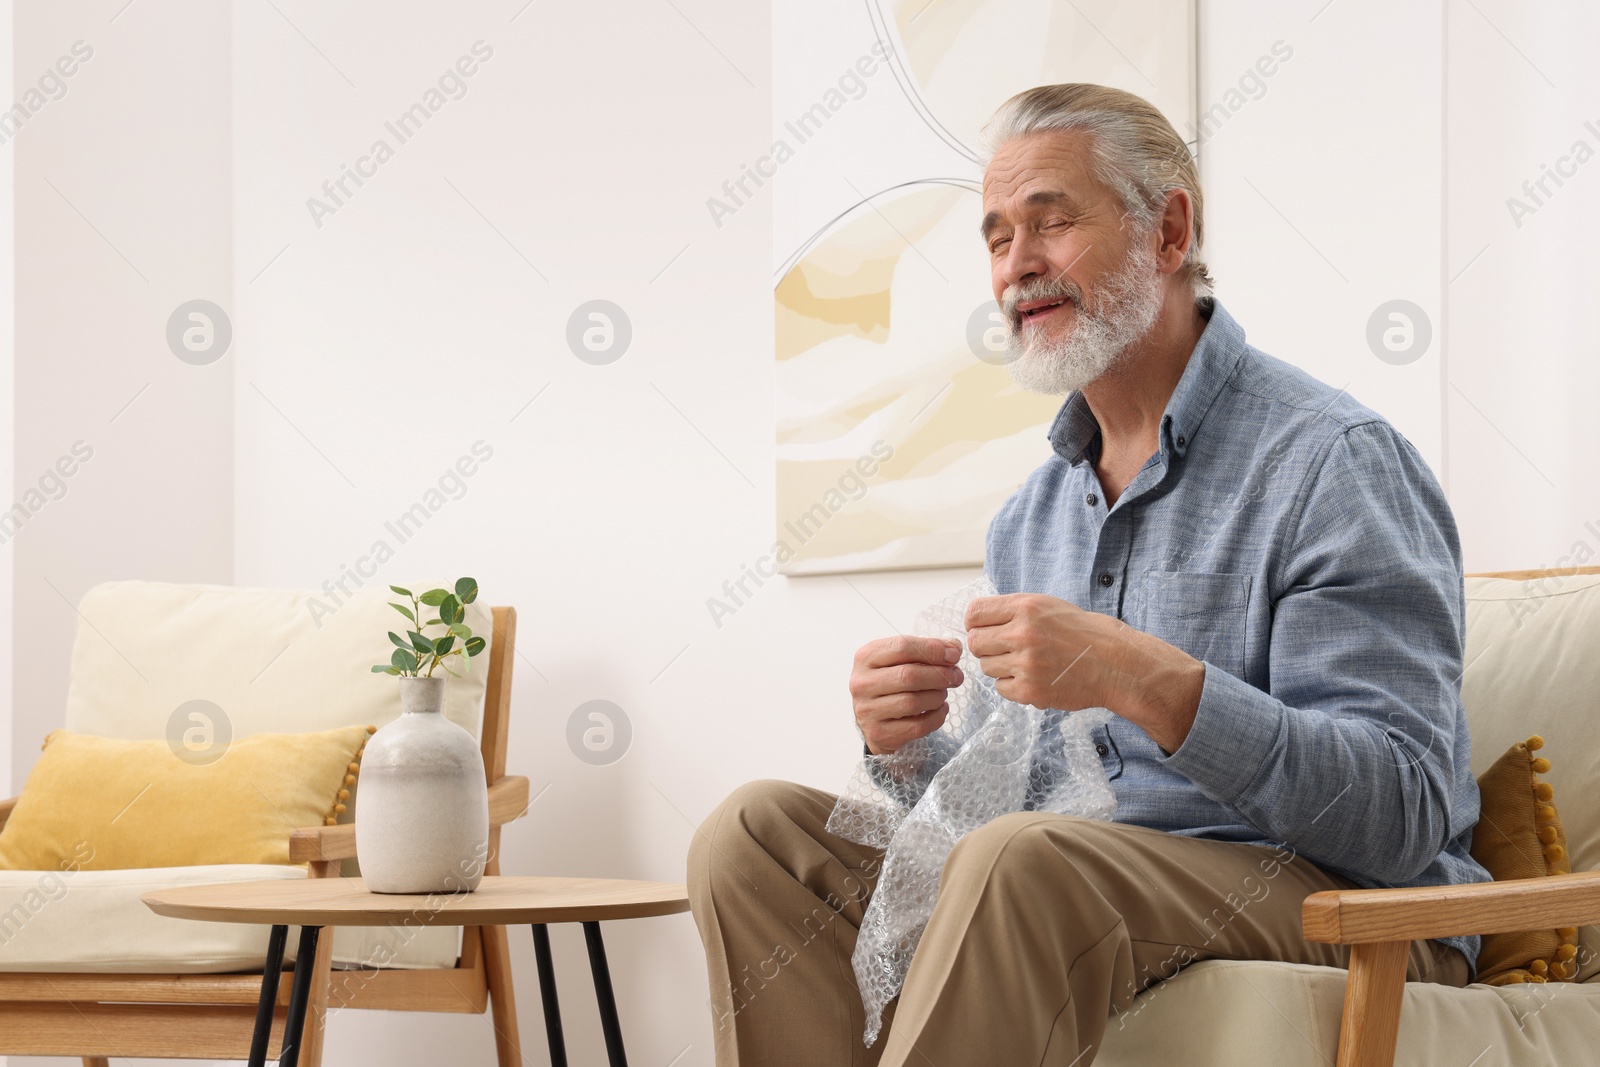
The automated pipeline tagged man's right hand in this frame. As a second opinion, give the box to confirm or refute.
[850,636,964,755]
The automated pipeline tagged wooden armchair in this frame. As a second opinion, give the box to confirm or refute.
[1095,565,1600,1066]
[1302,565,1600,1067]
[0,582,532,1067]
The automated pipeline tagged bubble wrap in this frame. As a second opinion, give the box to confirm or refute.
[826,576,1116,1046]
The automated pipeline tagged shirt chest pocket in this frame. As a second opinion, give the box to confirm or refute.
[1137,571,1252,679]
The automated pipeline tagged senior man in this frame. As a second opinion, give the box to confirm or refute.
[688,83,1489,1066]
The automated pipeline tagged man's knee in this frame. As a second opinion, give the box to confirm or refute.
[687,779,816,894]
[942,812,1104,894]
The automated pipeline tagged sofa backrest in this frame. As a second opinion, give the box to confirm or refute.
[63,580,492,743]
[1463,569,1600,978]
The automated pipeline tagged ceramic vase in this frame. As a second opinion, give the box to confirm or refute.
[356,676,489,893]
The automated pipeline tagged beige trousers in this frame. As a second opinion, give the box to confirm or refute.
[687,779,1468,1067]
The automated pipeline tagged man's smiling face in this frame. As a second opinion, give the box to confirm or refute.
[981,128,1166,394]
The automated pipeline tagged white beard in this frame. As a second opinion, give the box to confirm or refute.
[1001,236,1165,396]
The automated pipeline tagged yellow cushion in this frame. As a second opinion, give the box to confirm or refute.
[0,726,373,871]
[1469,735,1579,985]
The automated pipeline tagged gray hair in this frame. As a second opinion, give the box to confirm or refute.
[980,83,1214,299]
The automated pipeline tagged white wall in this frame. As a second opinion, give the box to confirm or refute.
[1,5,12,1058]
[0,3,16,1044]
[1200,0,1446,468]
[1444,0,1600,571]
[2,0,15,812]
[10,0,234,799]
[5,2,1595,1066]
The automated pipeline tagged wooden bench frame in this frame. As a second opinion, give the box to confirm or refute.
[1302,567,1600,1066]
[0,605,530,1067]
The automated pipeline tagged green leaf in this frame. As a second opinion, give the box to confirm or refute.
[371,664,393,673]
[433,634,455,656]
[389,585,413,597]
[422,618,442,628]
[438,594,462,624]
[455,577,479,604]
[419,588,449,606]
[465,636,486,657]
[388,631,409,651]
[389,602,416,623]
[408,631,434,654]
[448,623,472,640]
[391,648,419,672]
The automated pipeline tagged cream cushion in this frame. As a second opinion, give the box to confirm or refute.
[10,578,493,973]
[0,864,458,972]
[64,579,490,740]
[1096,572,1600,1064]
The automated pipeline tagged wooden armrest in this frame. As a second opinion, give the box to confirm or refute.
[1304,866,1600,1065]
[290,822,358,864]
[288,775,531,864]
[1304,870,1600,945]
[0,795,16,831]
[488,775,531,826]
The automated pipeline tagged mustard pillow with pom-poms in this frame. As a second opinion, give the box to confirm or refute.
[1469,735,1580,985]
[0,725,374,871]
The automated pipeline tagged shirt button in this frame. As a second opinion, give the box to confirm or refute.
[1095,743,1109,758]
[1177,435,1188,448]
[1085,492,1098,506]
[1098,572,1113,587]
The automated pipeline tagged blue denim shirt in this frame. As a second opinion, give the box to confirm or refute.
[986,299,1489,972]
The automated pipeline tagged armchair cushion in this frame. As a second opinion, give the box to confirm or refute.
[62,580,491,741]
[0,725,372,870]
[1471,736,1579,984]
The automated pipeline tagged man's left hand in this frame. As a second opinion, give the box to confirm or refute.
[964,593,1207,754]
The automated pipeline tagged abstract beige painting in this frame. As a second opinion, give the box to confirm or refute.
[775,0,1195,574]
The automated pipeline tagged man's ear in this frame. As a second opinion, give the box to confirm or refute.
[1155,188,1195,276]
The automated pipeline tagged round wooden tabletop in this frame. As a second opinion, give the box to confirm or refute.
[142,875,690,928]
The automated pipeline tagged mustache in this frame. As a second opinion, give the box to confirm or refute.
[1001,276,1084,331]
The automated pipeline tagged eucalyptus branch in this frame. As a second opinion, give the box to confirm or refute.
[371,577,488,678]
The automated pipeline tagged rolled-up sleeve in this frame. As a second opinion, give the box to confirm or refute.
[1159,421,1474,884]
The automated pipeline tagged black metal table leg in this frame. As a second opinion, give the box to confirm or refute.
[583,921,628,1067]
[278,925,323,1067]
[248,925,290,1067]
[532,923,568,1067]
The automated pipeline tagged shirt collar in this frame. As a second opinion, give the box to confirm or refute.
[1046,297,1246,465]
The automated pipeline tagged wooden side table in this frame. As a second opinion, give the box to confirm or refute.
[143,875,689,1067]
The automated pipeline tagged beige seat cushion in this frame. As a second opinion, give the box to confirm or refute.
[0,865,302,973]
[1099,959,1600,1066]
[0,865,459,973]
[1463,572,1600,979]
